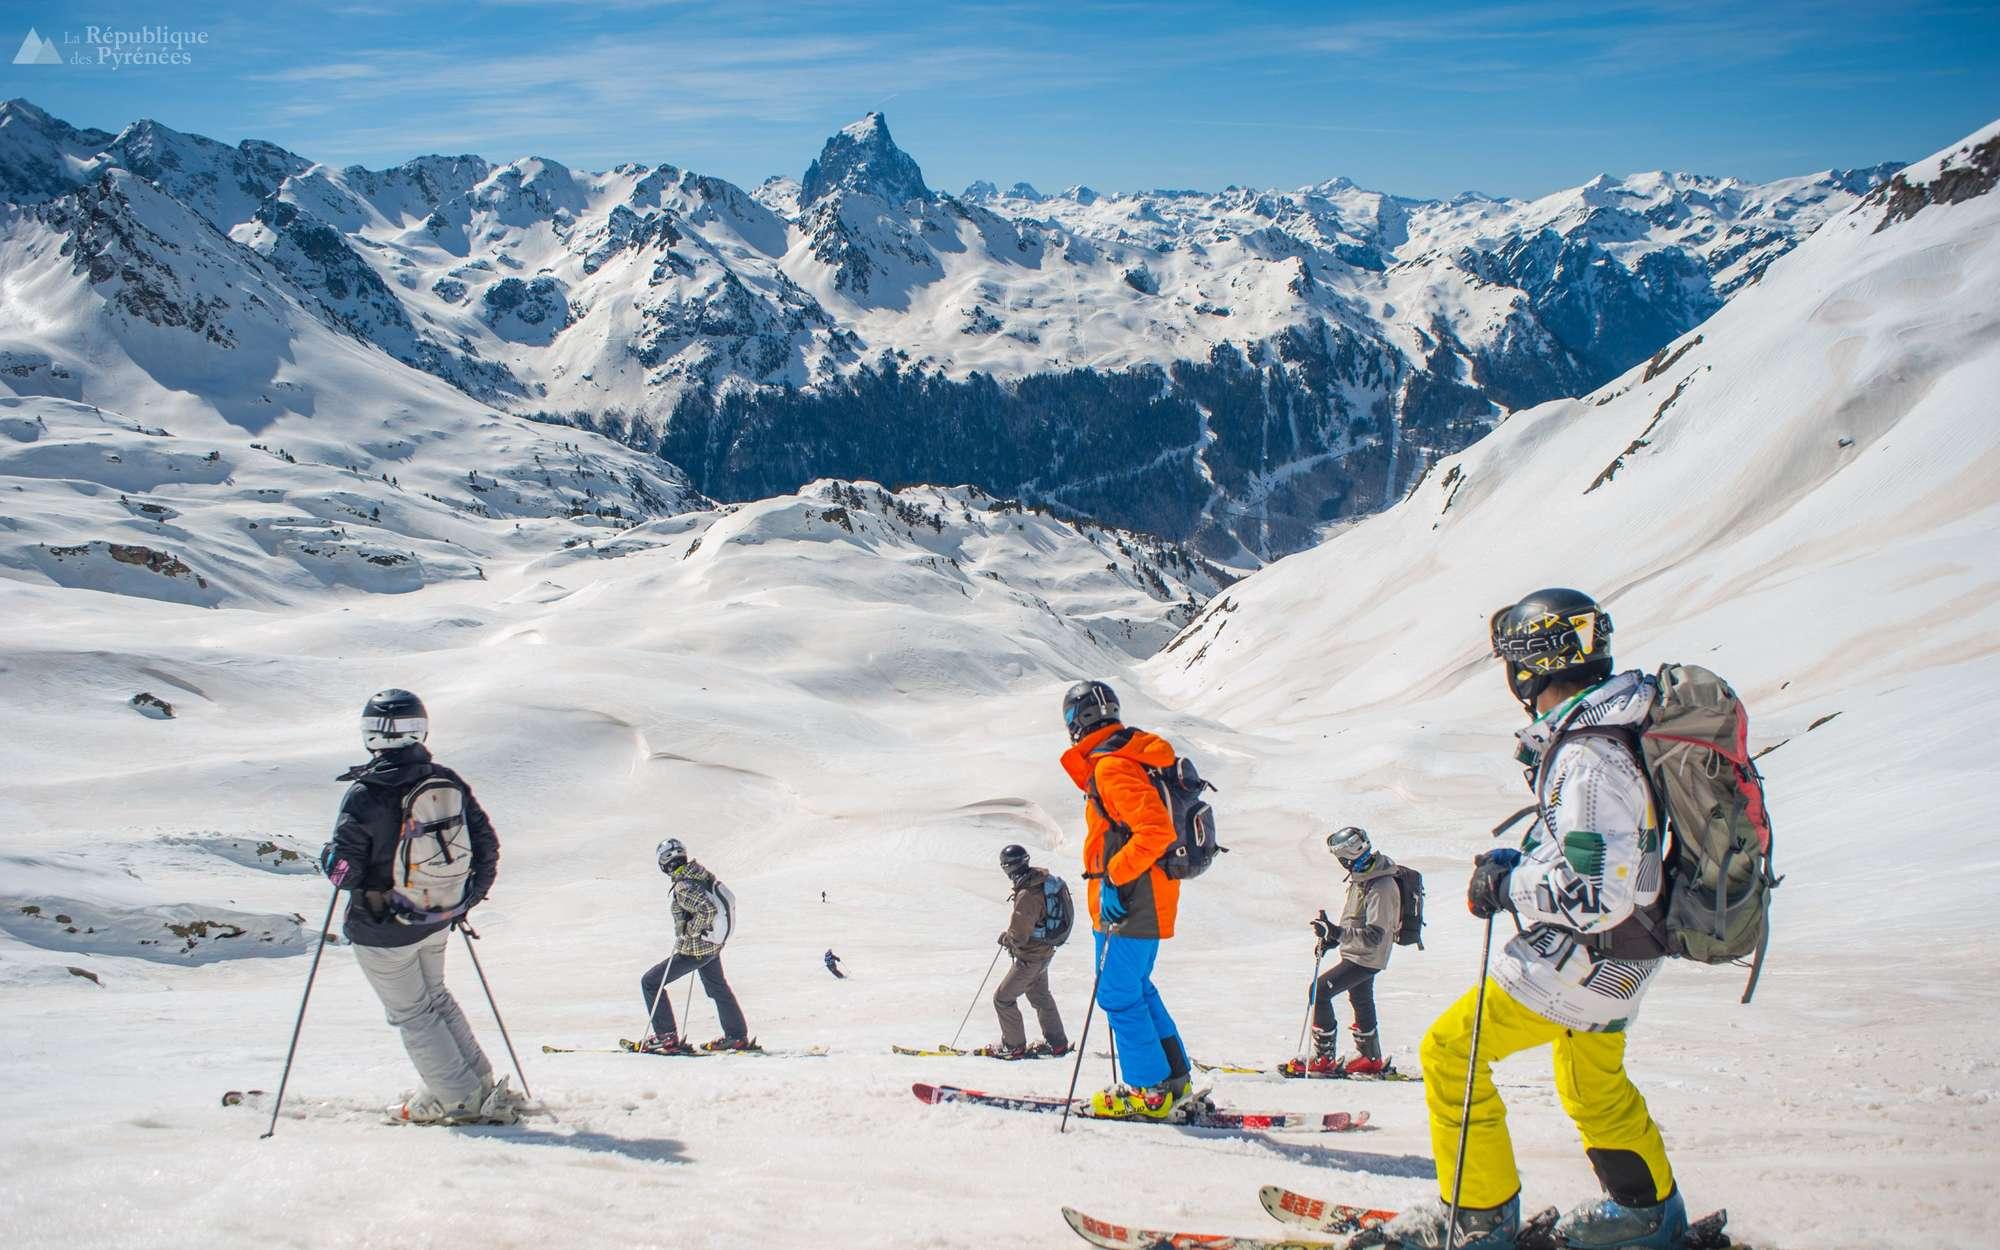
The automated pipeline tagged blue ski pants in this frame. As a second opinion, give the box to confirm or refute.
[1092,929,1182,1088]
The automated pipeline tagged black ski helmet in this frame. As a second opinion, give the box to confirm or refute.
[999,844,1032,881]
[1490,588,1614,711]
[1062,679,1120,743]
[656,837,688,874]
[361,688,428,753]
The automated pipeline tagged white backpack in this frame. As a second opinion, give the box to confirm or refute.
[390,774,473,921]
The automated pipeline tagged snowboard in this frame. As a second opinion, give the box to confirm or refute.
[912,1082,1368,1132]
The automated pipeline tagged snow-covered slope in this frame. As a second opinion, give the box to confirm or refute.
[0,121,1989,1250]
[0,98,1902,559]
[1139,121,2000,1243]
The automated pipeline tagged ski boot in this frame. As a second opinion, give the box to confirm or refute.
[474,1076,528,1124]
[972,1042,1028,1060]
[634,1032,696,1055]
[1375,1193,1520,1250]
[1554,1188,1687,1250]
[1281,1026,1344,1077]
[1087,1074,1196,1122]
[1343,1026,1390,1076]
[385,1085,489,1126]
[1026,1040,1072,1058]
[701,1036,761,1053]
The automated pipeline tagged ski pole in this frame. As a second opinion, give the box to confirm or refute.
[262,867,346,1139]
[1296,947,1326,1057]
[948,947,1005,1050]
[1059,932,1112,1134]
[1445,915,1496,1250]
[458,922,531,1100]
[643,957,672,1040]
[681,970,697,1044]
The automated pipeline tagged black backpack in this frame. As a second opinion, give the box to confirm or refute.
[1032,875,1075,946]
[1391,866,1425,949]
[1087,730,1226,881]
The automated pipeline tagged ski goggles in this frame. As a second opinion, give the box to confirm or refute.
[1489,607,1607,666]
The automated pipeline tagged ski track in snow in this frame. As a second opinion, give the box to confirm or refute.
[3,125,2000,1250]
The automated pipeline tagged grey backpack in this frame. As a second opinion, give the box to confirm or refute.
[1033,875,1075,946]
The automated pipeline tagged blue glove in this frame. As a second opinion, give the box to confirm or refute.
[1467,848,1522,918]
[1099,882,1128,923]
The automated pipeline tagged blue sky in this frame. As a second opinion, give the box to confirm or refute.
[3,0,1995,199]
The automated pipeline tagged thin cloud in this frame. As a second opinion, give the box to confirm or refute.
[252,62,385,83]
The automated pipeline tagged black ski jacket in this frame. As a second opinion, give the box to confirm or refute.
[328,744,499,948]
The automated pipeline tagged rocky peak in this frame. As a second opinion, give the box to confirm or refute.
[800,112,931,207]
[0,98,115,203]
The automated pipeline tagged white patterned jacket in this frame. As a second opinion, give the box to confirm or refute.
[1491,671,1668,1032]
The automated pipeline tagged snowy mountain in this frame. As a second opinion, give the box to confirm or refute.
[0,158,706,605]
[0,98,1900,561]
[0,118,1992,1250]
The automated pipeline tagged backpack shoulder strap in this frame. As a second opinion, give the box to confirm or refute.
[1088,727,1138,759]
[1084,735,1142,877]
[1084,728,1139,823]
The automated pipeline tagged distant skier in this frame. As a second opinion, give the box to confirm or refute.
[636,839,752,1054]
[820,891,827,904]
[1383,589,1686,1250]
[1060,679,1194,1120]
[974,845,1072,1059]
[1294,825,1400,1076]
[824,949,845,979]
[319,689,521,1125]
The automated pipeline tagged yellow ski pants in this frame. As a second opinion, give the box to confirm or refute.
[1421,979,1673,1209]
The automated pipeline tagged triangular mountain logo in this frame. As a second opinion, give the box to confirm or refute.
[14,28,64,65]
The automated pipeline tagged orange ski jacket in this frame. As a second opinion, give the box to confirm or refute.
[1062,723,1180,939]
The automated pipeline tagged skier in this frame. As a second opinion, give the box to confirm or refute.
[1384,589,1686,1250]
[318,689,520,1125]
[824,949,845,979]
[636,839,752,1054]
[1294,825,1400,1076]
[1059,679,1194,1120]
[975,845,1071,1059]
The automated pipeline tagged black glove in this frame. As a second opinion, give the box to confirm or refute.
[1310,909,1342,957]
[1467,849,1522,919]
[319,842,353,887]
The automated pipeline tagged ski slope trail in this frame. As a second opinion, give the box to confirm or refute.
[2,124,1997,1249]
